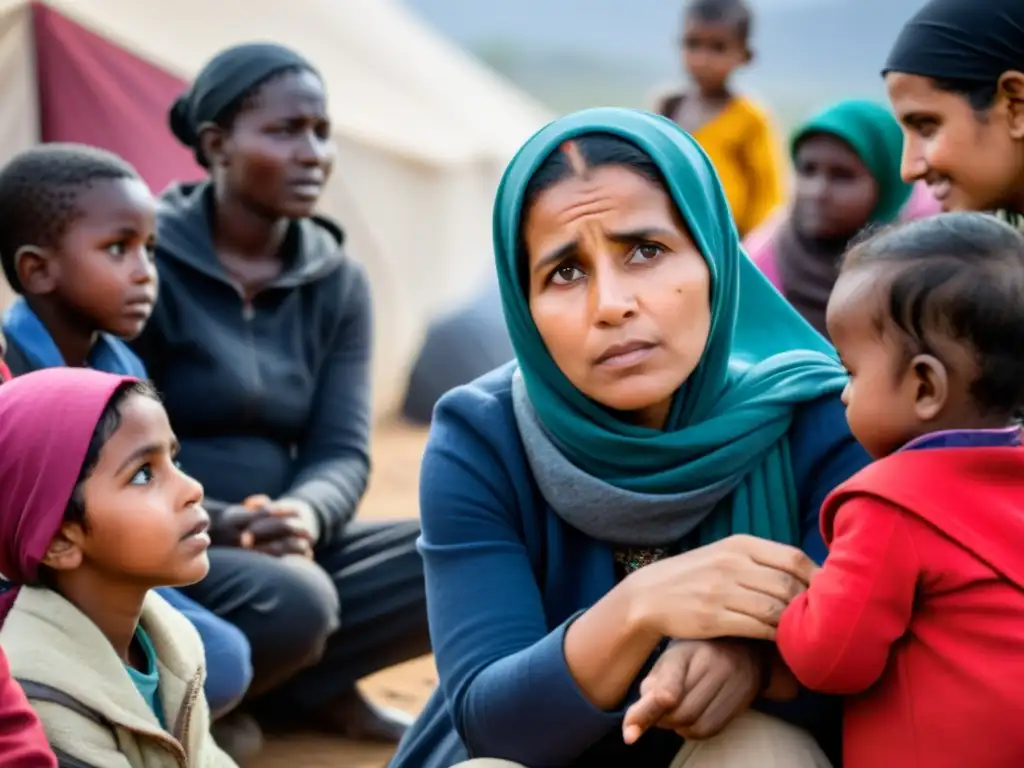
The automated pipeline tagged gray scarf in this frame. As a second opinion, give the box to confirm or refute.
[511,371,739,546]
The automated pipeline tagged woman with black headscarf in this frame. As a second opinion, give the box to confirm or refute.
[131,43,429,743]
[883,0,1024,223]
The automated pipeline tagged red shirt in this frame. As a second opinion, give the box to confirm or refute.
[778,433,1024,768]
[0,348,52,765]
[0,646,55,766]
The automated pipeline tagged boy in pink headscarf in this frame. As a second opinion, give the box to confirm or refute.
[0,368,235,767]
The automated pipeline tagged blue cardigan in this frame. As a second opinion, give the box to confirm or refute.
[391,363,869,768]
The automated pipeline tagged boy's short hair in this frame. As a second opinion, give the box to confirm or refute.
[0,144,141,295]
[685,0,753,43]
[842,213,1024,417]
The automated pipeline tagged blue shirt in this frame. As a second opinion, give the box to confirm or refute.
[1,298,147,376]
[391,363,871,768]
[125,626,165,727]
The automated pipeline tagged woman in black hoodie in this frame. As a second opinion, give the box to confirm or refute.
[133,43,428,742]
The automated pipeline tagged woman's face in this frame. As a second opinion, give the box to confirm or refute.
[219,69,336,219]
[885,72,1024,212]
[522,164,712,429]
[792,134,879,240]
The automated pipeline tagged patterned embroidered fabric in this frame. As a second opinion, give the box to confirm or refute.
[613,546,669,579]
[994,209,1024,232]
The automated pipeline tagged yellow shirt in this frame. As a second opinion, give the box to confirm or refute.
[658,93,787,237]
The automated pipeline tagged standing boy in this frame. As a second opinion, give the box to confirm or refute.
[655,0,787,236]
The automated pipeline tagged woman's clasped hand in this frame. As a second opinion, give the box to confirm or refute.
[207,494,315,558]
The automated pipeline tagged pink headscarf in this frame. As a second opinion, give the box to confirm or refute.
[0,368,136,623]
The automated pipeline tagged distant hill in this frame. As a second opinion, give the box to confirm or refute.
[403,0,925,120]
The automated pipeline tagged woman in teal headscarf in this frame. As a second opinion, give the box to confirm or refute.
[748,100,920,337]
[391,108,869,768]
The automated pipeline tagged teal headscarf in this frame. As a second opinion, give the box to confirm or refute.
[791,99,913,223]
[496,108,848,545]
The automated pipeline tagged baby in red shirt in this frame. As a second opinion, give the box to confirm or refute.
[777,212,1024,768]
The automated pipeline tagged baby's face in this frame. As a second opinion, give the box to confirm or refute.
[48,177,158,341]
[827,269,923,459]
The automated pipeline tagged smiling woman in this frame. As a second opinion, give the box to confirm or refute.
[390,109,872,768]
[882,0,1024,219]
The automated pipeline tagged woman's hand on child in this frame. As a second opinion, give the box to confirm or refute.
[622,639,763,744]
[625,534,816,642]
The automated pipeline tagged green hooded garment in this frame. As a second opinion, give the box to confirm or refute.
[792,99,914,223]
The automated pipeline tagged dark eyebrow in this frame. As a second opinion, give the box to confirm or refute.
[99,224,148,240]
[531,227,679,275]
[899,111,935,126]
[115,439,179,475]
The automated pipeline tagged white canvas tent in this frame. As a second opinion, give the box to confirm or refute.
[0,0,551,411]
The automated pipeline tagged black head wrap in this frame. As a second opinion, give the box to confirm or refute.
[169,42,318,166]
[883,0,1024,84]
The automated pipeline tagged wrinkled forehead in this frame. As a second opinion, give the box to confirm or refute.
[521,164,695,268]
[515,129,724,238]
[496,113,733,291]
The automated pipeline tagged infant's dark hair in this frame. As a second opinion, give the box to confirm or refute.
[685,0,753,43]
[0,143,141,294]
[842,212,1024,417]
[36,380,159,587]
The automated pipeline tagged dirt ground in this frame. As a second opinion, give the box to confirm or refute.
[252,419,436,768]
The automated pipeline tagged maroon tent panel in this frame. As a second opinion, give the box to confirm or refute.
[31,1,204,193]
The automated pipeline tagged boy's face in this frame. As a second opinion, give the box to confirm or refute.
[19,177,158,340]
[681,16,749,95]
[50,393,210,588]
[827,268,925,459]
[793,134,879,241]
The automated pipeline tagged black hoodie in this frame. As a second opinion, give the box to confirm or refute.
[132,181,372,545]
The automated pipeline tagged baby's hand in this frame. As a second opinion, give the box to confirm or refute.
[623,639,764,744]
